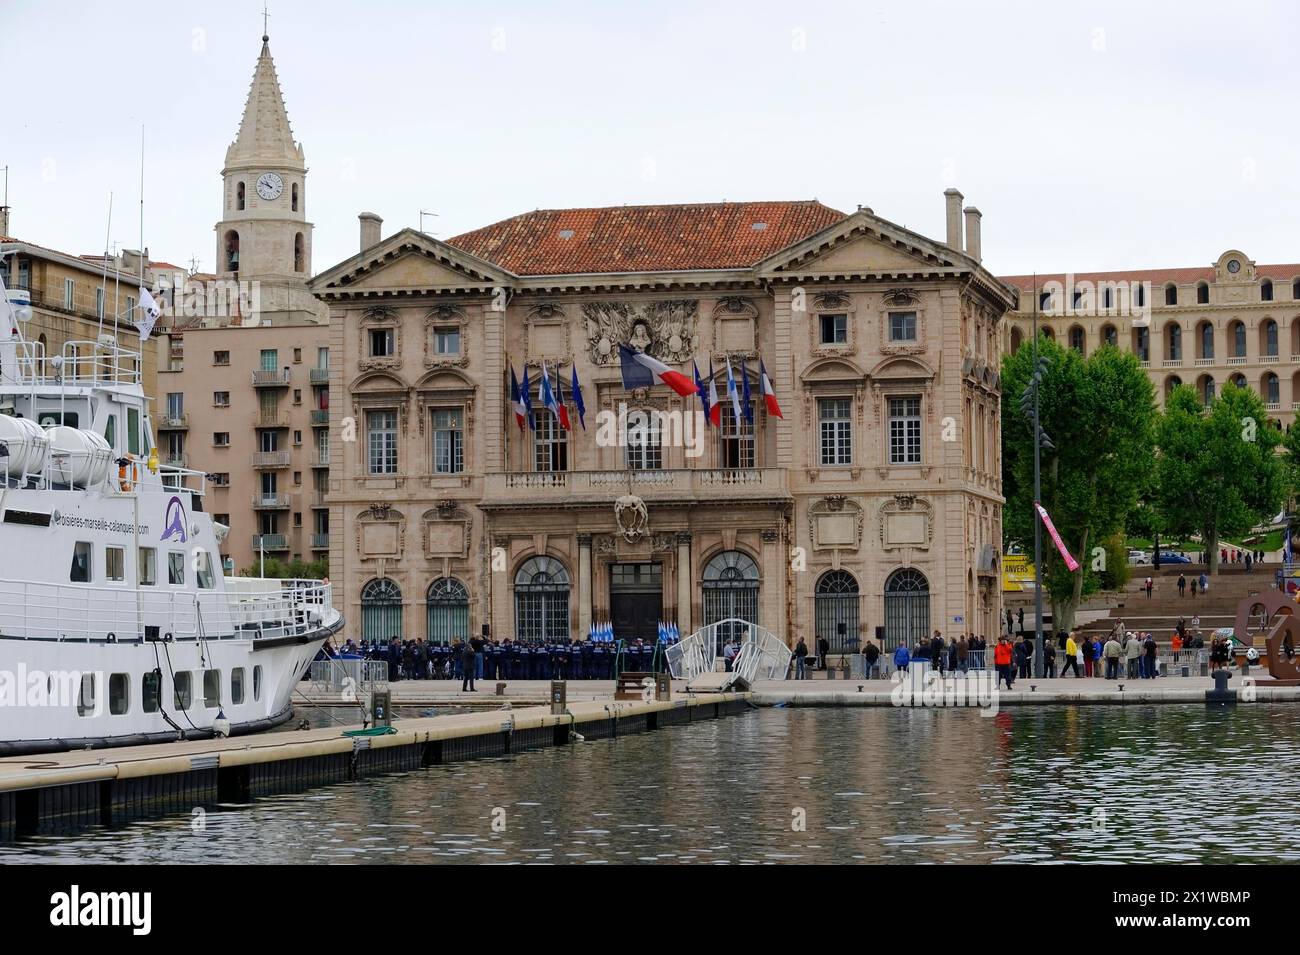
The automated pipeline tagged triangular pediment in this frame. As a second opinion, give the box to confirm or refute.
[756,209,968,279]
[311,228,515,296]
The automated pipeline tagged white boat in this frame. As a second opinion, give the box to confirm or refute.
[0,278,342,755]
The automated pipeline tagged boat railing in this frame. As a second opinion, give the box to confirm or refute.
[2,338,142,389]
[0,577,335,642]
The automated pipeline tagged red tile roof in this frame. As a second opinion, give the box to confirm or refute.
[1001,264,1300,292]
[446,201,847,275]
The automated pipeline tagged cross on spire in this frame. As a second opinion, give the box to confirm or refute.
[262,3,270,41]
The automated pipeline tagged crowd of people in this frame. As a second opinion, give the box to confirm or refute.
[318,635,672,688]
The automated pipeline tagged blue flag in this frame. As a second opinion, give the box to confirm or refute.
[520,366,535,430]
[740,360,754,424]
[693,359,710,422]
[571,364,587,430]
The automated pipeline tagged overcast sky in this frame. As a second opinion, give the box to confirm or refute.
[4,0,1298,277]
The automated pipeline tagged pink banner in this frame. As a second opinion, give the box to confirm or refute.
[1034,501,1080,572]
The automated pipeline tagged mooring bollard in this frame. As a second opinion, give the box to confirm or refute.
[1206,669,1237,705]
[550,680,567,715]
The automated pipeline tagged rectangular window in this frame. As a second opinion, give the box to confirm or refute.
[719,403,755,468]
[434,327,461,355]
[174,671,192,710]
[231,668,246,705]
[818,398,853,465]
[77,673,96,716]
[96,287,106,320]
[213,350,230,366]
[166,393,184,418]
[214,432,230,446]
[212,473,230,486]
[317,346,329,368]
[260,349,279,371]
[293,389,302,405]
[625,411,663,470]
[366,410,398,474]
[888,396,923,464]
[127,407,141,455]
[168,551,186,586]
[293,511,302,528]
[533,410,568,472]
[888,311,918,342]
[293,347,302,363]
[105,546,125,582]
[143,671,160,713]
[109,673,129,716]
[126,295,136,319]
[63,278,75,309]
[819,314,848,344]
[203,670,221,709]
[70,541,92,583]
[196,552,215,589]
[214,514,230,526]
[432,408,464,473]
[369,328,395,357]
[214,391,230,407]
[139,547,157,586]
[293,430,302,446]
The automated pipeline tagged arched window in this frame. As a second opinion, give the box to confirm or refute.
[224,230,240,273]
[1293,278,1300,301]
[236,181,245,211]
[1165,375,1182,399]
[1039,291,1053,312]
[814,570,860,653]
[1265,320,1279,357]
[514,556,569,642]
[702,550,760,653]
[1197,282,1210,304]
[1135,284,1146,307]
[1165,283,1178,306]
[361,578,402,642]
[1167,324,1181,360]
[291,182,299,212]
[1265,373,1280,405]
[1010,327,1023,352]
[1262,279,1274,302]
[294,232,305,273]
[426,577,469,645]
[1134,326,1149,361]
[1201,376,1216,406]
[883,568,929,650]
[1069,326,1085,353]
[1200,323,1214,360]
[1232,373,1247,389]
[1232,321,1246,357]
[1102,287,1113,309]
[1102,324,1117,347]
[1041,326,1055,341]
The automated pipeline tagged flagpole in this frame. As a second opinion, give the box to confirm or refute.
[97,192,113,341]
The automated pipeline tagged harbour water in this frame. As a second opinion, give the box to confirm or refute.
[4,703,1297,864]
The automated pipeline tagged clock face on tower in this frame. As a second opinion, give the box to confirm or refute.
[256,172,284,201]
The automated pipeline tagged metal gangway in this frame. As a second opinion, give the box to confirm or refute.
[308,657,390,696]
[666,618,792,691]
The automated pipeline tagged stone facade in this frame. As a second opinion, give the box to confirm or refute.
[312,196,1015,650]
[1001,251,1300,425]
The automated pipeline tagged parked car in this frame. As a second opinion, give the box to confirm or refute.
[1127,549,1152,565]
[1156,551,1192,564]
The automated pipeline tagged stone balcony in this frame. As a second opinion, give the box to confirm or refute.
[480,467,790,510]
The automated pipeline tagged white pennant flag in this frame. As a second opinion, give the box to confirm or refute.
[135,286,161,340]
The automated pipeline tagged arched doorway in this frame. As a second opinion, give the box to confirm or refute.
[702,550,760,653]
[514,556,570,642]
[361,577,402,642]
[883,568,930,650]
[814,570,860,654]
[425,577,469,644]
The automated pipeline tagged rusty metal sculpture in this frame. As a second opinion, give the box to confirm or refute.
[1232,589,1300,686]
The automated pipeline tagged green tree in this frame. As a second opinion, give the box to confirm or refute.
[239,556,328,579]
[1002,336,1156,632]
[1154,382,1285,575]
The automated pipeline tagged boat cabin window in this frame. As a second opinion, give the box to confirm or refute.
[37,411,79,428]
[196,551,216,589]
[70,541,92,583]
[143,671,161,713]
[167,551,185,586]
[103,414,117,450]
[174,671,192,710]
[109,674,129,715]
[105,546,125,582]
[203,670,221,709]
[231,668,246,705]
[127,407,141,456]
[139,547,157,586]
[76,673,96,716]
[253,665,263,702]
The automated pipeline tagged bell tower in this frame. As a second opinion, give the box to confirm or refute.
[214,29,320,323]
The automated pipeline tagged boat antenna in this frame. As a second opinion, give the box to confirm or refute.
[96,192,113,341]
[137,124,145,303]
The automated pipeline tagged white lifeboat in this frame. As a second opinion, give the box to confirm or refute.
[46,426,113,488]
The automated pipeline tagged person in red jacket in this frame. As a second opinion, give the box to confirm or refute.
[994,636,1014,689]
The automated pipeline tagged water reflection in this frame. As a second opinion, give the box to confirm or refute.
[4,704,1297,864]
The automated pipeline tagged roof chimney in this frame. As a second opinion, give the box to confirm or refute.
[964,206,982,263]
[359,212,382,252]
[944,188,963,251]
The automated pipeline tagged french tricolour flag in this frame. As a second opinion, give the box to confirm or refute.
[540,361,571,430]
[708,361,721,427]
[510,365,527,430]
[725,358,742,428]
[759,359,783,419]
[619,344,697,398]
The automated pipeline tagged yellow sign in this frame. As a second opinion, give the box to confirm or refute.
[1002,554,1036,592]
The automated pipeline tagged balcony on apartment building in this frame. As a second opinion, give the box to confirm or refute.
[310,533,330,550]
[251,534,289,552]
[310,490,328,509]
[157,413,189,431]
[251,368,292,387]
[253,411,291,429]
[162,452,189,468]
[310,409,329,426]
[251,451,291,469]
[479,467,790,509]
[311,450,329,469]
[252,493,291,510]
[309,367,330,384]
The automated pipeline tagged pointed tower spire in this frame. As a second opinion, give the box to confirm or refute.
[224,33,303,169]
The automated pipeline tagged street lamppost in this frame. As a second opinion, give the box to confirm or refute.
[1021,284,1055,677]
